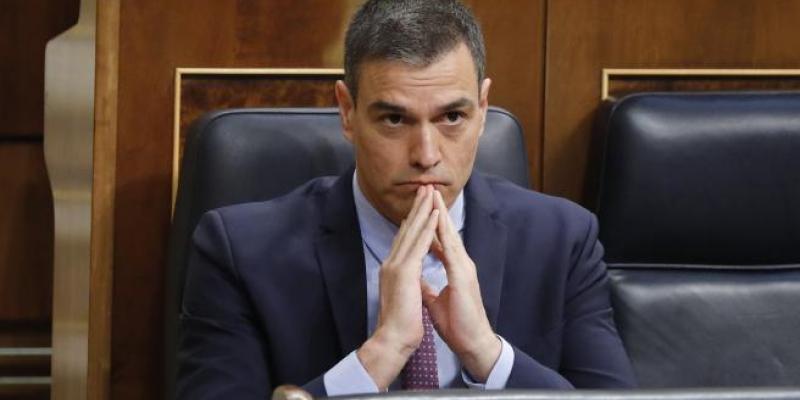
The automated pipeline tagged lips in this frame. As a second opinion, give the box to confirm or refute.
[397,180,449,187]
[395,181,450,194]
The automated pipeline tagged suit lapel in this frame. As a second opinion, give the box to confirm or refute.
[463,173,508,329]
[315,169,368,355]
[313,171,508,354]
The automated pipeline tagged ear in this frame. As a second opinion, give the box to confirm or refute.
[478,78,492,136]
[335,80,356,143]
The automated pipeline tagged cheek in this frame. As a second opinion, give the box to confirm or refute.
[354,140,400,191]
[358,140,405,174]
[449,136,480,175]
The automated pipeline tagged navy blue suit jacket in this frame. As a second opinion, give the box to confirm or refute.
[177,171,636,399]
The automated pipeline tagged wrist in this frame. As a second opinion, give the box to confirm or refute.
[458,332,502,383]
[356,329,413,390]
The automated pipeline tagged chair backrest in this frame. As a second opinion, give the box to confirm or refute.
[596,92,800,387]
[164,107,529,395]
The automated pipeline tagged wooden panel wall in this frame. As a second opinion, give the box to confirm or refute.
[545,0,800,206]
[0,0,78,329]
[0,0,79,138]
[113,4,349,398]
[0,1,78,398]
[32,0,795,398]
[0,144,53,334]
[110,2,545,398]
[605,71,800,100]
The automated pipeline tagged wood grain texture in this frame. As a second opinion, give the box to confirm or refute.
[0,323,50,349]
[0,4,77,390]
[114,2,352,398]
[110,0,544,399]
[0,143,53,326]
[0,0,79,137]
[466,0,546,188]
[608,75,800,100]
[0,383,48,400]
[0,144,53,398]
[0,351,50,377]
[111,1,544,398]
[87,1,120,399]
[545,0,800,206]
[179,75,340,161]
[0,143,52,390]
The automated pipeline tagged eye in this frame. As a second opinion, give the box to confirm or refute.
[443,111,465,125]
[440,111,464,125]
[383,114,404,127]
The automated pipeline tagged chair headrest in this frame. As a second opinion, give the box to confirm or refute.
[179,107,529,215]
[164,106,528,397]
[597,92,800,265]
[168,106,529,311]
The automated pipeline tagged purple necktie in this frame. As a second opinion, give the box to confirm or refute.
[401,306,439,390]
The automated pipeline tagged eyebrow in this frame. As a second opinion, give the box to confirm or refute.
[367,97,476,114]
[438,98,475,113]
[367,101,407,114]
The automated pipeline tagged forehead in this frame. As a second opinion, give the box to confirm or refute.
[355,43,480,108]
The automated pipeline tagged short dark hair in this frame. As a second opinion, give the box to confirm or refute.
[344,0,486,103]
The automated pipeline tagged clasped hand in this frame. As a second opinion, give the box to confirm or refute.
[357,185,501,389]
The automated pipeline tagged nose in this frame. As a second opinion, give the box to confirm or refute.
[410,122,441,170]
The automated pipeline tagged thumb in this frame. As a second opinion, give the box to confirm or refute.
[421,280,438,307]
[421,281,447,335]
[430,235,446,263]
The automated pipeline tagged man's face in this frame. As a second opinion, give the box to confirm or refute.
[336,42,491,225]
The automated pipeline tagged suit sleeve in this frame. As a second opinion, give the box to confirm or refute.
[507,212,637,389]
[176,210,328,399]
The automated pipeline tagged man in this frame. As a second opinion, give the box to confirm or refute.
[177,0,636,398]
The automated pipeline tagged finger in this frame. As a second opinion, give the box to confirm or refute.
[430,234,444,260]
[394,185,433,256]
[406,185,427,221]
[398,185,427,237]
[421,282,445,333]
[434,191,470,281]
[420,281,442,322]
[420,280,439,306]
[387,186,428,261]
[434,190,458,256]
[392,186,435,262]
[388,217,409,261]
[402,208,440,267]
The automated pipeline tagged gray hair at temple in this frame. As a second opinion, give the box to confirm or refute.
[343,0,486,103]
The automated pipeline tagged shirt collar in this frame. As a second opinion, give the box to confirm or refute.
[352,170,465,262]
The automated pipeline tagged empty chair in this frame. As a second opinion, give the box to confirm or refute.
[597,92,800,387]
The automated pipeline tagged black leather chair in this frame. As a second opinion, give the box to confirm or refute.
[597,92,800,387]
[164,107,530,398]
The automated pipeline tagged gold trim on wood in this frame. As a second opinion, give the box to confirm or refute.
[601,68,800,100]
[171,68,344,214]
